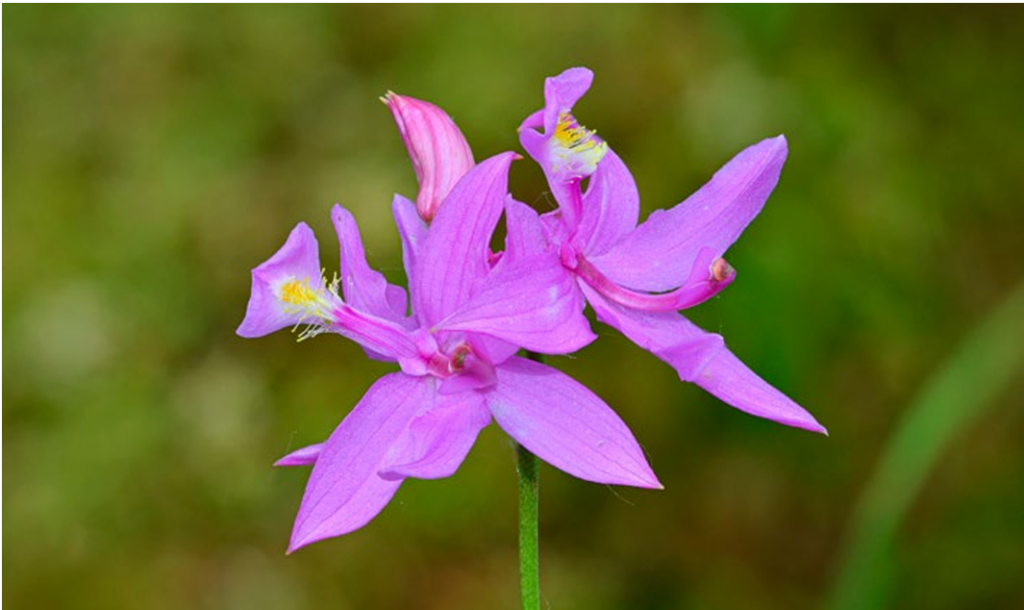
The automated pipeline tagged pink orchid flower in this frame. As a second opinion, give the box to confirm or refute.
[238,153,660,552]
[516,68,826,434]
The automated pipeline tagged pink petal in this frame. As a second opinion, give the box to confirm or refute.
[332,204,409,325]
[487,356,662,489]
[274,443,324,467]
[237,223,325,338]
[503,199,550,263]
[590,136,788,292]
[438,254,595,355]
[287,373,429,552]
[384,93,475,222]
[380,391,491,480]
[575,148,640,257]
[582,283,827,434]
[518,67,595,136]
[413,152,518,326]
[392,194,428,325]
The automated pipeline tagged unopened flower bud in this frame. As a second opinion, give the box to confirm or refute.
[383,92,475,222]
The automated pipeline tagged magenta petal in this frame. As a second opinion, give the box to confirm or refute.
[503,199,550,263]
[582,284,826,434]
[541,67,594,134]
[414,152,518,326]
[438,254,595,355]
[487,356,662,489]
[590,136,788,292]
[392,194,428,324]
[275,443,324,467]
[288,373,429,552]
[380,391,491,480]
[385,93,475,222]
[332,204,408,325]
[237,223,325,338]
[576,148,640,257]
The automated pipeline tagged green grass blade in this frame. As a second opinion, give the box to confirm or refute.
[829,280,1024,610]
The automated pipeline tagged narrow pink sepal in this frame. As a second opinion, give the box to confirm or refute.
[332,204,409,326]
[487,356,663,489]
[275,443,324,467]
[582,284,826,434]
[385,93,475,222]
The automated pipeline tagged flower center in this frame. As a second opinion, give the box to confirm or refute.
[550,112,608,177]
[278,274,341,340]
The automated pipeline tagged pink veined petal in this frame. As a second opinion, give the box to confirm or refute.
[237,223,325,338]
[438,253,595,355]
[590,135,789,293]
[275,443,325,467]
[576,148,640,257]
[332,204,408,325]
[486,356,662,489]
[380,391,491,480]
[414,152,518,327]
[288,373,430,552]
[384,92,475,222]
[581,283,827,434]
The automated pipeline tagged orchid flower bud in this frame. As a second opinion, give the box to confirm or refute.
[383,92,475,222]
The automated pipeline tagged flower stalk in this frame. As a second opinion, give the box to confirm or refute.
[516,442,540,610]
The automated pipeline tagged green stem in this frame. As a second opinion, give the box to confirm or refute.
[516,442,540,610]
[517,350,543,610]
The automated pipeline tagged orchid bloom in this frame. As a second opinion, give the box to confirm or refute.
[238,152,661,552]
[384,92,475,222]
[517,68,826,434]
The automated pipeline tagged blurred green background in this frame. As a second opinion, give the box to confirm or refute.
[5,5,1024,610]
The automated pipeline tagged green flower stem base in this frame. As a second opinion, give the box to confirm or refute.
[516,442,540,610]
[517,350,543,610]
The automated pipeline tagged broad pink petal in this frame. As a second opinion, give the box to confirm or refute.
[590,136,788,292]
[487,356,662,489]
[438,254,595,355]
[274,443,324,467]
[414,152,518,326]
[582,284,826,433]
[237,223,327,338]
[385,93,475,222]
[288,373,429,552]
[576,148,639,257]
[332,204,408,325]
[380,391,491,480]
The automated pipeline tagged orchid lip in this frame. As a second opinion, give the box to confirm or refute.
[574,247,735,312]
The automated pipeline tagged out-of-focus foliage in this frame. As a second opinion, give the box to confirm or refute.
[4,6,1023,610]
